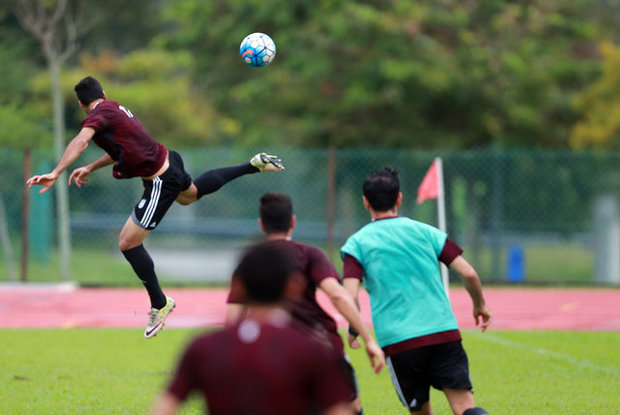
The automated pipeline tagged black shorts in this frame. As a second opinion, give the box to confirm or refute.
[132,150,192,230]
[386,340,472,411]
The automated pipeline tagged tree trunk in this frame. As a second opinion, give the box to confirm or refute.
[21,148,31,282]
[50,60,71,281]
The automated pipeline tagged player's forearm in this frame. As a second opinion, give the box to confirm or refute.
[330,289,372,343]
[463,276,486,309]
[86,153,114,172]
[451,256,486,308]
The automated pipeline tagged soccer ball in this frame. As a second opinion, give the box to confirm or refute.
[239,33,276,67]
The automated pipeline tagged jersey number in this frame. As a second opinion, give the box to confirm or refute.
[119,105,134,118]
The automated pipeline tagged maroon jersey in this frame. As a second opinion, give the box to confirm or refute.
[81,100,167,179]
[228,240,344,356]
[168,318,353,415]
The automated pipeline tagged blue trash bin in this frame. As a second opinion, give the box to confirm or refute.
[507,244,524,283]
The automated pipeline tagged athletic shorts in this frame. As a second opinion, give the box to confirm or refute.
[386,340,473,411]
[132,150,192,230]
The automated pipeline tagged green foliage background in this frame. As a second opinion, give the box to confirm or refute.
[2,0,620,150]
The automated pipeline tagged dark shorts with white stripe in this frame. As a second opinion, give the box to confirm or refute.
[132,150,193,230]
[386,340,473,411]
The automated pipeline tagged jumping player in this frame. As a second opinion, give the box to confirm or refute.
[26,76,284,339]
[341,167,492,415]
[226,192,385,415]
[149,242,356,415]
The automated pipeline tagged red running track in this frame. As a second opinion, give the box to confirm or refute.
[0,285,619,331]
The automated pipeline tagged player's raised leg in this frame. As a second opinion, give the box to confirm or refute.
[176,152,284,205]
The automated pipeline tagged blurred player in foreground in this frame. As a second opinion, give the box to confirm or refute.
[26,76,284,339]
[226,192,385,414]
[148,242,355,415]
[341,167,492,415]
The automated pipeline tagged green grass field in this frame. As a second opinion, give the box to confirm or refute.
[1,329,618,414]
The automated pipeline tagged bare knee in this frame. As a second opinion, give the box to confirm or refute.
[175,183,198,205]
[118,219,150,251]
[175,196,195,206]
[119,238,141,252]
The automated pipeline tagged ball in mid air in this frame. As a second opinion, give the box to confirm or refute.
[240,32,276,67]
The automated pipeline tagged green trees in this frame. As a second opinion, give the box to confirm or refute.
[571,42,620,149]
[1,0,619,150]
[156,0,612,149]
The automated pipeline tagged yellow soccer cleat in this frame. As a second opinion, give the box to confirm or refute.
[144,296,175,339]
[250,152,285,172]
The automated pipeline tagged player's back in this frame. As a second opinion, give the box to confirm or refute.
[282,240,344,354]
[170,317,353,415]
[82,100,167,178]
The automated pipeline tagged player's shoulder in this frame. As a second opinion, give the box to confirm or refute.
[281,239,323,258]
[88,100,121,116]
[287,321,337,353]
[96,100,120,109]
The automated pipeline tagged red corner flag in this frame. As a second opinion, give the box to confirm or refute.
[416,160,440,204]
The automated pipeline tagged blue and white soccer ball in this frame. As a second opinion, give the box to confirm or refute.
[239,33,276,67]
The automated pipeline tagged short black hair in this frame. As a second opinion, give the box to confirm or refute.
[235,241,296,303]
[363,166,400,211]
[259,192,293,233]
[74,76,104,106]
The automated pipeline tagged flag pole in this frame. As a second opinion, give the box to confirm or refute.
[435,157,450,300]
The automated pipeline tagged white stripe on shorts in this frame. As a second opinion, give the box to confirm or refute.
[386,356,409,408]
[141,177,162,227]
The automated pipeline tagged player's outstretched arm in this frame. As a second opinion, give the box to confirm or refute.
[26,127,95,194]
[450,256,493,332]
[69,153,114,188]
[320,277,385,374]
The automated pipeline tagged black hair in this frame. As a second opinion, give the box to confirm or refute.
[235,241,296,303]
[363,166,400,211]
[259,192,293,233]
[74,76,104,106]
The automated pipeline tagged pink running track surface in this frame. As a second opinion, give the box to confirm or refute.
[0,286,619,330]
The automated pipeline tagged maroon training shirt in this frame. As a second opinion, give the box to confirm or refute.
[167,318,353,415]
[228,239,344,356]
[81,100,167,179]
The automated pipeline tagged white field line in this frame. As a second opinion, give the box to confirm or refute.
[471,331,620,377]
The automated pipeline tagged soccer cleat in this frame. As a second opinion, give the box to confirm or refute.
[144,296,175,339]
[250,152,285,172]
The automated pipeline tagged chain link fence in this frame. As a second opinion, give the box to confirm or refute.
[2,147,620,285]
